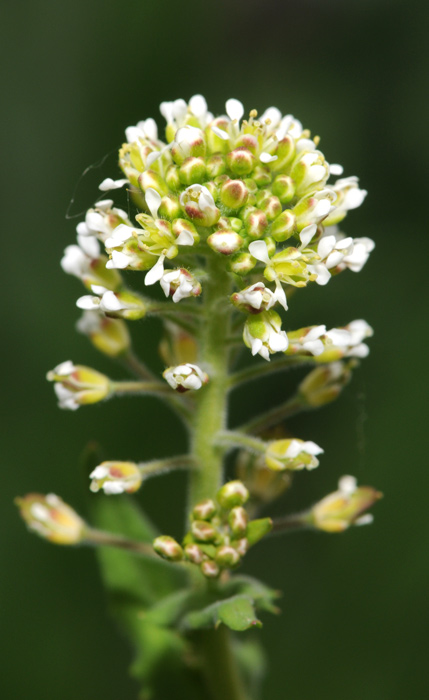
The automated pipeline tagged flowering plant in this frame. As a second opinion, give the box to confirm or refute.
[17,95,381,700]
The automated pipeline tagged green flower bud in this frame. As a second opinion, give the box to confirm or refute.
[158,194,181,220]
[179,157,206,185]
[291,149,329,197]
[270,210,296,242]
[270,135,295,171]
[228,506,248,537]
[236,133,258,154]
[229,251,257,275]
[244,208,268,239]
[171,126,206,164]
[179,184,220,227]
[76,312,131,358]
[16,493,86,545]
[258,194,282,221]
[207,231,244,255]
[252,165,272,188]
[220,179,249,209]
[215,545,241,568]
[206,154,227,178]
[206,117,230,153]
[172,218,200,245]
[298,361,353,407]
[272,174,295,203]
[138,169,168,196]
[200,560,220,578]
[217,480,249,509]
[89,461,142,495]
[165,164,181,191]
[184,543,206,564]
[153,536,184,562]
[192,499,217,521]
[191,520,218,543]
[227,148,256,176]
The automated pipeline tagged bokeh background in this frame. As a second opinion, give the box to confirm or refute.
[1,0,427,698]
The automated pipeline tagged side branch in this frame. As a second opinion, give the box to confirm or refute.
[227,355,314,389]
[237,396,305,435]
[215,430,266,455]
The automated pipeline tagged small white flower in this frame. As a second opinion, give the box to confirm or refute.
[163,364,209,392]
[89,462,142,495]
[232,282,287,312]
[284,439,324,459]
[98,178,128,191]
[243,310,288,362]
[159,268,201,303]
[61,238,100,280]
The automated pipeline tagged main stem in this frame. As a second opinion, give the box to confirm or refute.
[189,254,231,507]
[189,255,249,700]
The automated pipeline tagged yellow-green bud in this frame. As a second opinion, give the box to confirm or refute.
[217,480,249,509]
[179,157,206,185]
[252,165,272,188]
[206,154,227,178]
[200,560,220,578]
[191,520,218,543]
[206,117,230,153]
[138,169,168,196]
[228,506,248,537]
[270,210,296,242]
[153,535,184,561]
[265,439,323,472]
[15,493,85,545]
[215,545,241,568]
[227,148,256,176]
[220,179,249,209]
[311,476,382,533]
[76,313,131,358]
[229,251,257,275]
[207,231,244,255]
[184,543,206,564]
[258,194,282,221]
[172,218,200,245]
[47,362,111,410]
[298,362,353,407]
[192,499,217,521]
[272,174,295,204]
[89,461,142,495]
[171,126,206,164]
[244,208,268,239]
[270,135,295,171]
[158,194,181,220]
[234,538,249,556]
[165,164,181,191]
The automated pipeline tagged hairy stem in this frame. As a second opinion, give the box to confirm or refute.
[238,396,304,435]
[215,430,266,455]
[138,455,196,479]
[196,626,249,700]
[228,355,312,389]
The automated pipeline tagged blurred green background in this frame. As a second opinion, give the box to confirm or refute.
[1,0,427,698]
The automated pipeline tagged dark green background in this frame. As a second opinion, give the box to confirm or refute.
[1,1,427,698]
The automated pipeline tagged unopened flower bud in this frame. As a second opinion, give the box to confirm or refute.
[172,218,200,245]
[47,361,111,410]
[234,538,249,556]
[215,545,241,568]
[179,184,220,227]
[227,148,256,176]
[207,231,244,255]
[89,461,142,495]
[200,560,220,578]
[265,439,324,471]
[158,194,181,220]
[184,543,206,564]
[272,174,295,204]
[244,208,269,239]
[191,520,218,543]
[270,210,296,242]
[163,363,209,392]
[291,149,329,197]
[153,535,184,561]
[179,157,206,185]
[138,169,168,197]
[229,251,257,275]
[220,179,249,209]
[258,194,282,221]
[16,493,85,545]
[270,135,295,170]
[217,480,249,509]
[311,476,382,532]
[206,154,227,178]
[165,164,181,190]
[298,361,353,407]
[235,449,291,504]
[171,125,206,163]
[252,165,272,188]
[192,499,217,521]
[228,507,248,537]
[293,189,337,231]
[76,311,131,358]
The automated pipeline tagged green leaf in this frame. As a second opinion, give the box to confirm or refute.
[183,594,262,632]
[222,575,281,614]
[246,517,273,546]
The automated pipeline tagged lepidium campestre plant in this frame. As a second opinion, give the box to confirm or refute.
[16,95,382,700]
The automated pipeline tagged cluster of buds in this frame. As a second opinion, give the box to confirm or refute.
[153,480,272,578]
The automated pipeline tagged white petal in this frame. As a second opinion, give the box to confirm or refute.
[100,291,123,312]
[144,255,165,286]
[211,125,229,140]
[274,280,288,310]
[302,441,324,456]
[318,235,336,260]
[106,250,130,269]
[105,223,135,248]
[189,94,208,118]
[226,98,244,122]
[326,250,345,269]
[145,188,162,219]
[261,107,282,127]
[269,330,288,353]
[99,178,128,191]
[54,360,75,375]
[76,295,100,310]
[303,339,324,356]
[285,440,302,458]
[91,284,109,295]
[146,151,162,167]
[299,224,317,248]
[78,234,100,259]
[339,475,357,495]
[76,222,90,236]
[176,230,194,246]
[248,240,271,265]
[305,325,326,342]
[355,514,374,526]
[260,152,278,163]
[330,164,344,176]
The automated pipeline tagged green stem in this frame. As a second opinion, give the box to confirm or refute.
[270,512,312,534]
[196,626,249,700]
[138,455,196,479]
[238,396,304,435]
[189,254,232,507]
[215,430,266,455]
[121,350,154,381]
[228,355,313,389]
[85,528,157,558]
[111,380,194,423]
